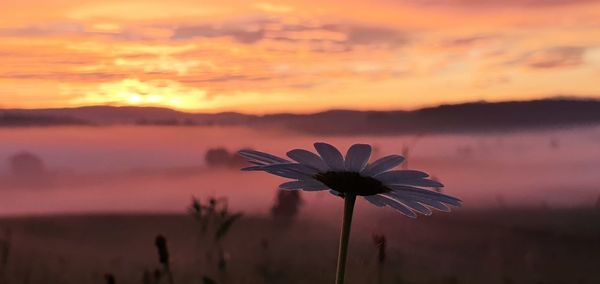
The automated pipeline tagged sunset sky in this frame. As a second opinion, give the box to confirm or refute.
[1,0,599,113]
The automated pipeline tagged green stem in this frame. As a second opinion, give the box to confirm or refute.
[335,194,356,284]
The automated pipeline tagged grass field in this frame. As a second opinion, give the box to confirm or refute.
[1,208,599,284]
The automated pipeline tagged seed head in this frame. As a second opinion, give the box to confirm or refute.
[154,235,170,266]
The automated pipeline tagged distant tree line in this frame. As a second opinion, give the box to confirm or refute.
[204,148,247,169]
[0,113,87,126]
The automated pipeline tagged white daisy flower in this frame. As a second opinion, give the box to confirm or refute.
[239,142,461,284]
[238,142,461,218]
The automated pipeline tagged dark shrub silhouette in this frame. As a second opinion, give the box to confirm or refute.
[205,148,248,169]
[271,190,302,225]
[205,148,230,167]
[9,152,45,178]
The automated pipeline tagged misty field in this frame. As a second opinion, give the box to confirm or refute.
[1,208,600,284]
[0,125,599,283]
[1,125,600,215]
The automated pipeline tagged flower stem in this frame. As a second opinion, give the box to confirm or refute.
[335,193,356,284]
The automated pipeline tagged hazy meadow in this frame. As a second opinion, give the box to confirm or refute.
[0,125,599,283]
[0,125,599,214]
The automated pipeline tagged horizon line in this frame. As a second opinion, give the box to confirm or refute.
[1,95,598,116]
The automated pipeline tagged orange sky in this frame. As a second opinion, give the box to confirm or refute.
[0,0,599,113]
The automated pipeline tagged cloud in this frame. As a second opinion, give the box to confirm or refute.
[2,18,409,52]
[0,72,127,82]
[0,22,162,41]
[0,23,85,37]
[171,19,409,50]
[179,75,274,84]
[322,24,408,46]
[442,35,496,47]
[172,25,266,43]
[287,82,320,89]
[404,0,600,7]
[513,46,587,69]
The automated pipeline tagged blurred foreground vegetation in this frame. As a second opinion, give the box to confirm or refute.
[0,208,599,284]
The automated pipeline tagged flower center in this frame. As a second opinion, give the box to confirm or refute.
[314,171,389,196]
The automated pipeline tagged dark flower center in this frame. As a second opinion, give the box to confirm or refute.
[314,171,389,196]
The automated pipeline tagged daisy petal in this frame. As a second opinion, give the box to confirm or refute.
[279,179,326,190]
[399,178,444,188]
[389,185,462,206]
[384,194,432,215]
[361,155,405,176]
[263,163,319,176]
[375,170,429,184]
[379,196,417,218]
[279,180,304,190]
[363,195,386,207]
[302,181,329,191]
[238,150,289,164]
[389,189,451,211]
[287,149,329,171]
[248,160,267,166]
[314,142,345,171]
[423,202,450,212]
[412,197,450,212]
[241,165,265,171]
[345,144,372,172]
[260,164,314,179]
[281,177,329,191]
[264,169,307,179]
[305,187,328,191]
[409,192,460,207]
